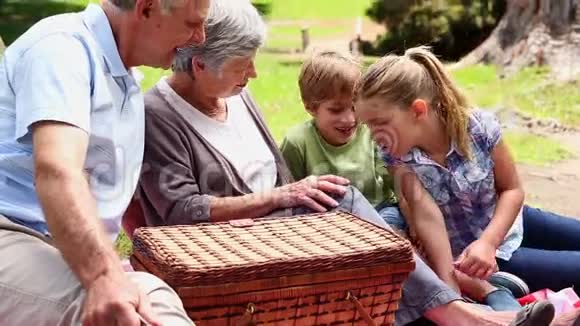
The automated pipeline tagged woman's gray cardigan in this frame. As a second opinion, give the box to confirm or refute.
[137,85,294,226]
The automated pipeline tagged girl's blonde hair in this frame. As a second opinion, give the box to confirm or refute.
[355,46,472,158]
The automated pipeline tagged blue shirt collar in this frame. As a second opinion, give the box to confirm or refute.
[82,4,128,77]
[403,140,463,166]
[448,140,463,157]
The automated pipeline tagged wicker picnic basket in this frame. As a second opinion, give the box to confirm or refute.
[130,211,415,325]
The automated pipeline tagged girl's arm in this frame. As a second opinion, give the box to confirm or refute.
[482,140,524,248]
[389,165,459,292]
[456,140,524,279]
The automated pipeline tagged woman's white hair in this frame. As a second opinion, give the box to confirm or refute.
[172,0,267,73]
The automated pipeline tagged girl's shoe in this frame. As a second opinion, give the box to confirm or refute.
[489,271,530,299]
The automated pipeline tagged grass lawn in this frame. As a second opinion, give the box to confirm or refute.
[115,232,132,258]
[503,132,572,166]
[265,24,353,50]
[248,54,308,141]
[452,65,580,126]
[257,0,373,20]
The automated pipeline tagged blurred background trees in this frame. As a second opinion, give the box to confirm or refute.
[363,0,579,79]
[364,0,507,60]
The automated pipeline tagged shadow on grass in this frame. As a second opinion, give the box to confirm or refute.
[0,0,85,46]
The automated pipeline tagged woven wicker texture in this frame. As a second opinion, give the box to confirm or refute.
[187,278,404,325]
[132,211,413,287]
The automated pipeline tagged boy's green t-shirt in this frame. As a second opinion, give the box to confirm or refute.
[280,120,396,207]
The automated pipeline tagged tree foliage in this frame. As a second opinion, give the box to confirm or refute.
[365,0,507,60]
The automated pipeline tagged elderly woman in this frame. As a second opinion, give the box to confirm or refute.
[131,1,552,325]
[137,0,365,225]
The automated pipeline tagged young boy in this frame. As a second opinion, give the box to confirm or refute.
[280,50,400,225]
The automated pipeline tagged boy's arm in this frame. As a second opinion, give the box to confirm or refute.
[390,165,460,292]
[280,136,308,181]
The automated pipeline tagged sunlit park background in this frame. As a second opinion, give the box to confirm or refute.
[1,0,579,255]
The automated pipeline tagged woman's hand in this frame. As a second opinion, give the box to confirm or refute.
[272,175,350,212]
[454,239,498,280]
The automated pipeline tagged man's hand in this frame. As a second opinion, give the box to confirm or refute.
[82,273,160,326]
[454,239,498,280]
[272,175,349,212]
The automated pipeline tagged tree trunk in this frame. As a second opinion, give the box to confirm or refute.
[0,35,4,55]
[455,0,580,81]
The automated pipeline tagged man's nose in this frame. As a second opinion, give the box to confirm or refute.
[189,27,206,45]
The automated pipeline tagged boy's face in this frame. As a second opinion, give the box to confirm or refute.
[309,94,357,146]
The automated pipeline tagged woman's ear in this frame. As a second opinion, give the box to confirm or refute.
[192,57,205,73]
[410,99,428,121]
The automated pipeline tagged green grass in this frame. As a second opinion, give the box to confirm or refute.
[65,0,373,20]
[266,24,352,50]
[451,64,502,108]
[504,131,572,166]
[249,54,309,141]
[114,231,132,258]
[257,0,373,20]
[512,81,580,124]
[139,66,171,92]
[451,65,580,126]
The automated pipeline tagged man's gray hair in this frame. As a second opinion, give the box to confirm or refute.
[109,0,182,14]
[172,0,266,73]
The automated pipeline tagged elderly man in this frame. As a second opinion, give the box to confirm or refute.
[0,0,208,325]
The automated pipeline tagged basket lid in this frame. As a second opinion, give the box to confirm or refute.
[131,211,413,287]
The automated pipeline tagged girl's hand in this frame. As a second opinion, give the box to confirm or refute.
[454,239,498,280]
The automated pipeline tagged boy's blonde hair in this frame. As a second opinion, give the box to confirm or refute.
[354,46,472,158]
[299,50,362,111]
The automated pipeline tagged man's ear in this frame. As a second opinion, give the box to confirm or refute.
[410,99,428,121]
[135,0,154,20]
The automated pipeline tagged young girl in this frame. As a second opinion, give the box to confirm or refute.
[354,46,580,307]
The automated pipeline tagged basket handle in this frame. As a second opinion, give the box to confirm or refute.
[236,303,257,326]
[347,291,377,326]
